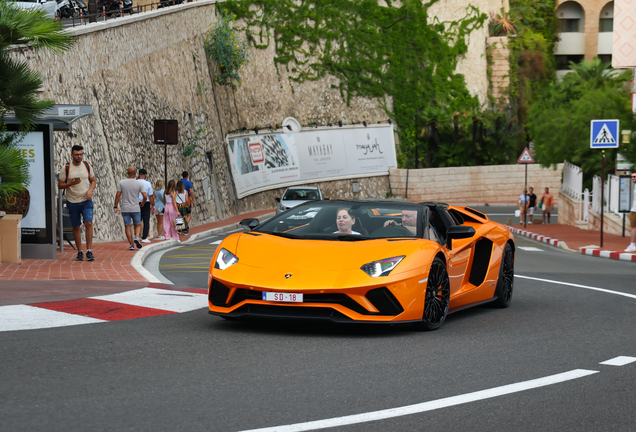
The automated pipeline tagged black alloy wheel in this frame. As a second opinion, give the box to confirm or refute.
[493,243,514,308]
[415,257,450,331]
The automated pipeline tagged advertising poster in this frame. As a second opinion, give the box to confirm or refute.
[2,127,52,243]
[227,125,397,198]
[14,132,47,231]
[228,134,300,197]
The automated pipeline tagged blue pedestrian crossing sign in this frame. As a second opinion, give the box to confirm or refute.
[590,119,619,148]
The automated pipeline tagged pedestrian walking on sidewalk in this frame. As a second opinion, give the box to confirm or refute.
[625,173,636,252]
[163,180,180,241]
[114,166,147,250]
[517,189,528,224]
[541,188,554,224]
[527,187,537,224]
[58,145,97,262]
[154,179,165,240]
[176,180,191,235]
[181,171,195,235]
[137,169,155,243]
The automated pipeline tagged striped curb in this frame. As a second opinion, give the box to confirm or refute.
[506,226,568,250]
[507,226,636,263]
[0,285,208,333]
[580,248,636,262]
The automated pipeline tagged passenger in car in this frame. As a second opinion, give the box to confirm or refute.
[334,208,361,235]
[383,209,417,234]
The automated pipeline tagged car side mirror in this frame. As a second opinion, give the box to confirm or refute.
[275,197,281,203]
[239,218,260,231]
[446,225,475,250]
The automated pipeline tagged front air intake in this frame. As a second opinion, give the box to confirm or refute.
[366,288,404,315]
[210,279,231,306]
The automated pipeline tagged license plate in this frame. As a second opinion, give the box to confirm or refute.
[262,292,303,302]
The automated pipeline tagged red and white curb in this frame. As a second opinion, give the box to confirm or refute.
[579,248,636,262]
[507,226,636,263]
[506,226,565,249]
[0,286,208,332]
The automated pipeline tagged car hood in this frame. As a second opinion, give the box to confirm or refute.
[279,200,313,208]
[235,232,429,271]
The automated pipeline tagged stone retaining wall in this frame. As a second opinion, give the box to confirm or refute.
[390,163,564,204]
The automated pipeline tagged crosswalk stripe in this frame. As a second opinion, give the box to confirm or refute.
[90,288,208,313]
[0,304,106,332]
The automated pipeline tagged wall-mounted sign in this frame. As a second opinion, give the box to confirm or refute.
[227,124,397,199]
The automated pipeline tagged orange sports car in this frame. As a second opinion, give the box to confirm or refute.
[208,200,514,330]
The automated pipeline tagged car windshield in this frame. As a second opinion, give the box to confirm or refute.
[255,201,422,240]
[282,189,320,201]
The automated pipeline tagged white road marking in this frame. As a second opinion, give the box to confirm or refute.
[515,275,636,300]
[518,247,544,251]
[600,356,636,366]
[90,288,207,313]
[0,305,105,332]
[238,369,598,432]
[210,240,222,245]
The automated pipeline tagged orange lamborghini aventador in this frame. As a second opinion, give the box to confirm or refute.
[208,200,515,330]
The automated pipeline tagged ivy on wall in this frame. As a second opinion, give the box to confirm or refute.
[204,10,249,90]
[222,0,512,168]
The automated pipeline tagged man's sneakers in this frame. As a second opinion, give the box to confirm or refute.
[76,250,96,261]
[141,238,151,243]
[155,236,165,240]
[625,244,636,253]
[134,237,143,249]
[183,230,189,236]
[129,244,135,251]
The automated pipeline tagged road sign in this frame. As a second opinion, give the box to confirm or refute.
[518,147,534,163]
[590,119,619,148]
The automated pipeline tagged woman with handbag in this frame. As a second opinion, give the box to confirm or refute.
[154,180,165,240]
[176,180,191,235]
[162,180,180,241]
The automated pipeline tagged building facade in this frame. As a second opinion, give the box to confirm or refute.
[555,0,616,77]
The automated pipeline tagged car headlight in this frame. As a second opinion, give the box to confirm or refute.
[360,256,405,277]
[215,248,239,270]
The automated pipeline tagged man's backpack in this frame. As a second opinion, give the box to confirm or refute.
[64,161,91,180]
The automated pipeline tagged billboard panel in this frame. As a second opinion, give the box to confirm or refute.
[227,125,396,198]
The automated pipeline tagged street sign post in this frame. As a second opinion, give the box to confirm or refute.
[590,119,619,247]
[518,148,534,228]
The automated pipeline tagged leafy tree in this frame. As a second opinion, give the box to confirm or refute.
[0,1,74,198]
[527,58,635,187]
[223,0,496,167]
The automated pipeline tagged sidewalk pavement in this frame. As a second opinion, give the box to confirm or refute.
[0,209,274,306]
[506,223,636,263]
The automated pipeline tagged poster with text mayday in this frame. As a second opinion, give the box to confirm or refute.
[227,125,397,198]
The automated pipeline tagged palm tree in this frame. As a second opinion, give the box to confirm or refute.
[0,1,74,202]
[0,1,75,127]
[565,57,631,90]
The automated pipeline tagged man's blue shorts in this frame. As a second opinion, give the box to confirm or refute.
[122,212,142,226]
[66,199,94,228]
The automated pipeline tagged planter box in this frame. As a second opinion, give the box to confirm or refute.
[0,214,22,263]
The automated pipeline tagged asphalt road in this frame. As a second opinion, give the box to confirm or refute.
[4,205,636,432]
